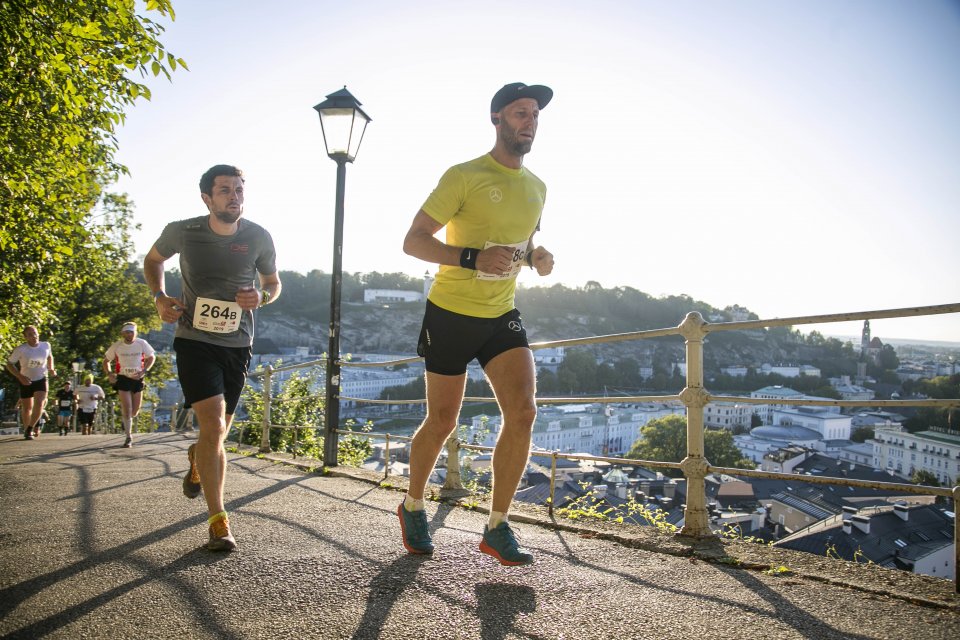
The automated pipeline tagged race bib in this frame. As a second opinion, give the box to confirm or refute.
[193,297,243,333]
[476,240,527,281]
[60,400,71,408]
[120,367,141,376]
[27,358,45,368]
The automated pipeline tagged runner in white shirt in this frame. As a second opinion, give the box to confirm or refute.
[5,325,56,440]
[103,322,156,448]
[75,375,106,436]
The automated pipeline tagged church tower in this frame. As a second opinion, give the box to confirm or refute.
[860,320,871,356]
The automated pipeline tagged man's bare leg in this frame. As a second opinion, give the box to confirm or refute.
[406,372,467,500]
[397,372,466,555]
[191,394,228,517]
[477,347,537,566]
[483,348,537,514]
[20,397,34,434]
[29,392,48,436]
[190,394,236,550]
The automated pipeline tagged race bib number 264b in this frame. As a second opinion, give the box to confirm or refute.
[193,297,242,334]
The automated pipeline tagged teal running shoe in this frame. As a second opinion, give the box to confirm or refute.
[397,502,434,554]
[479,522,533,566]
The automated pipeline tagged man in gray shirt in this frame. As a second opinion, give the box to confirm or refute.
[144,164,281,552]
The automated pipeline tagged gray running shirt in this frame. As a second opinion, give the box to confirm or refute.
[153,216,277,348]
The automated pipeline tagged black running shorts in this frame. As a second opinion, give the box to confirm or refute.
[417,300,530,376]
[19,378,47,399]
[174,338,251,415]
[78,410,96,426]
[115,375,145,393]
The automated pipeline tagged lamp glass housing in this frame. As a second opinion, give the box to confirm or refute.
[313,87,371,162]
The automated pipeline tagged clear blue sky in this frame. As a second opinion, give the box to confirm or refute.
[114,0,960,344]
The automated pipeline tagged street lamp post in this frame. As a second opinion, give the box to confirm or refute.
[313,87,371,467]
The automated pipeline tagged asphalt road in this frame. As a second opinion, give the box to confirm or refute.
[1,432,958,640]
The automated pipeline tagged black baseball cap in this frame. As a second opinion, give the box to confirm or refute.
[490,82,553,114]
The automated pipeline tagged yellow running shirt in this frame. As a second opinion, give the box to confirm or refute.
[421,154,546,318]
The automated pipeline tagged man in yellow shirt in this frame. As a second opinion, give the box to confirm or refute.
[400,82,556,565]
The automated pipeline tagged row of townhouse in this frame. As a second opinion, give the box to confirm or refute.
[894,360,959,381]
[717,364,822,378]
[465,402,686,458]
[871,424,960,486]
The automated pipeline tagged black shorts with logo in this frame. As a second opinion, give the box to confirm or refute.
[19,378,47,399]
[174,337,251,415]
[78,410,96,425]
[417,300,529,376]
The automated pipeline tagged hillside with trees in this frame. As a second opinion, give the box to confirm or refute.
[146,269,914,402]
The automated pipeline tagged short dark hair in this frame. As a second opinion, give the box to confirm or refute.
[199,165,244,196]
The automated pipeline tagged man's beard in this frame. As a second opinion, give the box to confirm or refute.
[214,209,242,224]
[500,126,533,156]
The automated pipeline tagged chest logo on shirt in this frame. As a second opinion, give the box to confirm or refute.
[230,243,249,253]
[489,188,503,203]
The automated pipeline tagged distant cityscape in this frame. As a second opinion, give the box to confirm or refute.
[141,289,958,583]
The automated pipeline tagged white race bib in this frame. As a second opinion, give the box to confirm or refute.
[27,358,45,369]
[476,240,527,281]
[60,400,71,408]
[120,367,141,376]
[193,297,243,333]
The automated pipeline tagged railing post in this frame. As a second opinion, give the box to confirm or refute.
[259,365,273,453]
[443,433,463,490]
[549,451,558,516]
[678,312,713,538]
[171,403,179,432]
[384,433,391,480]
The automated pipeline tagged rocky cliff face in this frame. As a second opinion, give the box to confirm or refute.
[256,304,424,355]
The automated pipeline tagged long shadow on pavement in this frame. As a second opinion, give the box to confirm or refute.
[1,549,242,640]
[476,582,537,640]
[545,527,877,640]
[0,474,309,622]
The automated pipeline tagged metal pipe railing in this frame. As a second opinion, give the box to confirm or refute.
[246,301,959,590]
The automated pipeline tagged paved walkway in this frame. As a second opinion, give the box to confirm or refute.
[1,432,958,640]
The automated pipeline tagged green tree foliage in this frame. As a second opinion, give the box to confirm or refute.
[516,283,716,335]
[0,0,184,354]
[359,271,423,293]
[626,414,755,477]
[626,415,688,468]
[237,368,371,465]
[239,370,325,456]
[902,374,960,432]
[911,469,940,487]
[876,344,899,371]
[850,425,874,443]
[50,194,160,364]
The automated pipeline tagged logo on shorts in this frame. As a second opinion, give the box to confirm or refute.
[508,320,522,332]
[489,188,503,203]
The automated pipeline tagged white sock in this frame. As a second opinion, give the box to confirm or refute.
[488,511,507,529]
[404,494,425,511]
